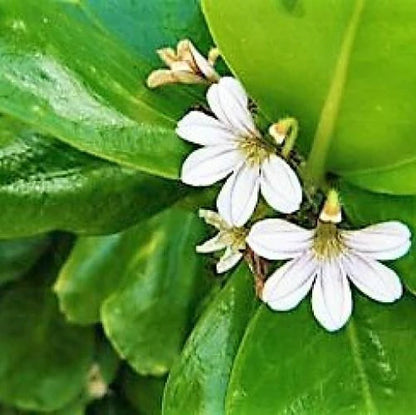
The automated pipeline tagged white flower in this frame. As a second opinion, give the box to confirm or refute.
[196,209,247,273]
[147,39,220,88]
[177,77,303,227]
[246,191,411,332]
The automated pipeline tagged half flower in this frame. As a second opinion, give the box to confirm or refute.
[197,209,247,273]
[178,77,303,227]
[247,190,411,332]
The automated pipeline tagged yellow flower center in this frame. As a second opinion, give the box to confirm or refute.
[220,227,248,252]
[238,136,274,166]
[312,222,346,260]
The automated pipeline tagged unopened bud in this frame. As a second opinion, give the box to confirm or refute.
[319,189,342,224]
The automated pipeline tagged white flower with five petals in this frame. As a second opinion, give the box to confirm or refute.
[196,209,247,273]
[177,77,303,227]
[247,191,411,332]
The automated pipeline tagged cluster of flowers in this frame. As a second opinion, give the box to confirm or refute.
[148,40,411,332]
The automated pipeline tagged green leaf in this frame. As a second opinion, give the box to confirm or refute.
[0,234,50,285]
[0,243,94,412]
[123,369,166,415]
[101,208,213,376]
[226,295,416,415]
[341,161,416,195]
[0,0,212,178]
[87,396,140,415]
[0,115,186,237]
[163,264,257,415]
[202,0,416,192]
[339,181,416,293]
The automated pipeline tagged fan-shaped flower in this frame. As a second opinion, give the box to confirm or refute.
[147,39,220,88]
[247,190,411,332]
[178,77,302,227]
[196,209,247,273]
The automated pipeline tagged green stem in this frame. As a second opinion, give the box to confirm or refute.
[304,0,365,192]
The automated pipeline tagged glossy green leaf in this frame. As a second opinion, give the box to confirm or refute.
[202,0,416,192]
[101,208,213,376]
[163,264,257,415]
[226,295,416,415]
[0,234,50,285]
[0,244,94,412]
[340,181,416,293]
[0,0,212,178]
[0,115,186,237]
[56,207,212,329]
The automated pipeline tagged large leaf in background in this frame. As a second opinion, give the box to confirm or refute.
[0,115,186,237]
[0,234,50,285]
[101,208,213,376]
[163,265,257,415]
[0,242,94,412]
[56,208,213,330]
[340,161,416,195]
[339,181,416,293]
[202,0,416,193]
[226,295,416,415]
[0,0,213,179]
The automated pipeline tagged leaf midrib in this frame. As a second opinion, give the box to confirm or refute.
[305,0,366,189]
[347,319,377,414]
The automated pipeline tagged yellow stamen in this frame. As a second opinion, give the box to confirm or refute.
[238,136,274,166]
[313,222,345,260]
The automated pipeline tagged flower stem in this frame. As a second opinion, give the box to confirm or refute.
[303,0,365,193]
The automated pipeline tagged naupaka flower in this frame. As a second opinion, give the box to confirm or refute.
[147,39,220,88]
[178,77,303,227]
[247,190,411,332]
[196,209,247,273]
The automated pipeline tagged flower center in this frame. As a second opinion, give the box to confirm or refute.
[312,222,346,260]
[238,136,274,166]
[220,227,248,252]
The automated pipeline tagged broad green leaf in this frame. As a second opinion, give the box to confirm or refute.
[101,208,213,376]
[123,369,165,415]
[0,234,50,285]
[0,0,212,178]
[341,161,416,195]
[56,207,213,328]
[202,0,416,192]
[0,115,186,237]
[226,295,416,415]
[163,264,257,415]
[340,181,416,293]
[0,243,94,412]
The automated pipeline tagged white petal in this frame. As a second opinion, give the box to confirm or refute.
[181,145,241,186]
[342,252,402,303]
[196,233,226,253]
[263,252,317,311]
[216,248,243,273]
[342,221,411,261]
[177,111,236,146]
[312,259,352,332]
[260,154,302,214]
[247,219,314,260]
[217,162,260,227]
[188,42,219,80]
[207,77,255,135]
